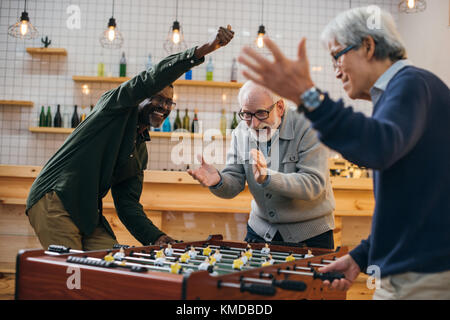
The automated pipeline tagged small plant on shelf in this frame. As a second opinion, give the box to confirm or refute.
[41,36,51,48]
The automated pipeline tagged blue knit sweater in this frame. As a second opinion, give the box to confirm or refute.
[305,66,450,277]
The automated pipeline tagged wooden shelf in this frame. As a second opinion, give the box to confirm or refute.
[29,127,74,134]
[26,47,67,56]
[72,76,243,88]
[0,100,33,107]
[28,127,231,139]
[150,131,230,140]
[72,76,130,83]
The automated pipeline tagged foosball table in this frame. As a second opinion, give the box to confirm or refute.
[15,235,348,300]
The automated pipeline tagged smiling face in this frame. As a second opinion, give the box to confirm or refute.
[239,87,285,142]
[149,85,174,128]
[328,39,373,101]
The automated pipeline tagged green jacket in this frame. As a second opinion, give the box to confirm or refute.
[26,47,204,244]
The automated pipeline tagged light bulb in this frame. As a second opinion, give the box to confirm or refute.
[20,20,28,36]
[108,27,115,41]
[256,34,264,48]
[407,0,415,9]
[172,29,180,44]
[256,25,266,49]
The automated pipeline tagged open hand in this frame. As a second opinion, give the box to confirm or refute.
[238,37,314,106]
[250,149,268,184]
[187,154,221,187]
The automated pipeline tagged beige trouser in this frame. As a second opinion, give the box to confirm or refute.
[27,191,118,251]
[373,270,450,300]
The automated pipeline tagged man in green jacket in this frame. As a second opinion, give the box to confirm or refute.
[26,26,234,250]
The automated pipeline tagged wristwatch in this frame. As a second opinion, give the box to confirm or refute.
[297,87,325,113]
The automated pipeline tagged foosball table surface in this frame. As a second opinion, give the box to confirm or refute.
[15,234,348,300]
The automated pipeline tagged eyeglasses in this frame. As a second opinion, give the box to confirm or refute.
[238,100,279,121]
[150,95,176,110]
[331,44,357,70]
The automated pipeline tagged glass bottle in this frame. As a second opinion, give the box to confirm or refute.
[182,109,190,132]
[146,54,152,71]
[231,111,239,129]
[39,106,46,127]
[220,109,227,136]
[119,52,127,77]
[206,57,214,81]
[97,62,104,77]
[230,58,238,82]
[173,109,182,130]
[191,109,199,133]
[46,106,52,127]
[53,104,62,127]
[71,105,80,128]
[162,116,171,132]
[185,69,192,80]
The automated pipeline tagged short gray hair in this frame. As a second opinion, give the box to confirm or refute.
[238,80,282,106]
[321,6,407,62]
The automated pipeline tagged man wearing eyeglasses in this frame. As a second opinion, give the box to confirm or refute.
[238,6,450,300]
[26,26,234,251]
[188,80,336,248]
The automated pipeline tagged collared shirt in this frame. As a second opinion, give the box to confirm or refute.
[370,59,412,106]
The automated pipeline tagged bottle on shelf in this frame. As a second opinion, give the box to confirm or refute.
[231,111,239,129]
[173,109,182,130]
[220,109,227,136]
[80,106,86,122]
[206,57,214,81]
[39,106,46,127]
[45,106,52,127]
[230,58,238,82]
[182,109,190,132]
[146,54,152,71]
[97,62,105,77]
[53,104,62,127]
[119,52,127,77]
[71,105,80,128]
[191,109,199,133]
[162,116,171,132]
[185,69,192,80]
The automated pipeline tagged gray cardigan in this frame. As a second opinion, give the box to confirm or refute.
[210,107,335,243]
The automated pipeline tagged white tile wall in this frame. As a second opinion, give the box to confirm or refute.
[0,0,399,168]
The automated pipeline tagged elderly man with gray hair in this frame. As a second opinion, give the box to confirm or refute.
[238,6,450,299]
[188,80,336,249]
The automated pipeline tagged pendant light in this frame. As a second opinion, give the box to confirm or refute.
[163,0,187,54]
[8,0,39,39]
[256,0,266,49]
[398,0,426,13]
[99,0,124,49]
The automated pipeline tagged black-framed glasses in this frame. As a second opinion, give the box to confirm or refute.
[332,44,357,69]
[150,95,176,110]
[238,100,279,121]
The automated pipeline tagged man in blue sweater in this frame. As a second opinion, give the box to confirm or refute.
[238,6,450,299]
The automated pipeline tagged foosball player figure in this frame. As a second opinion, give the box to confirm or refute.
[285,252,296,262]
[155,251,166,266]
[244,244,253,260]
[202,245,212,257]
[113,247,125,261]
[180,250,190,263]
[103,250,114,262]
[232,257,244,270]
[261,254,274,267]
[170,257,183,274]
[304,249,314,258]
[213,249,222,262]
[164,243,174,257]
[260,243,270,255]
[198,257,211,271]
[239,250,249,265]
[188,245,198,259]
